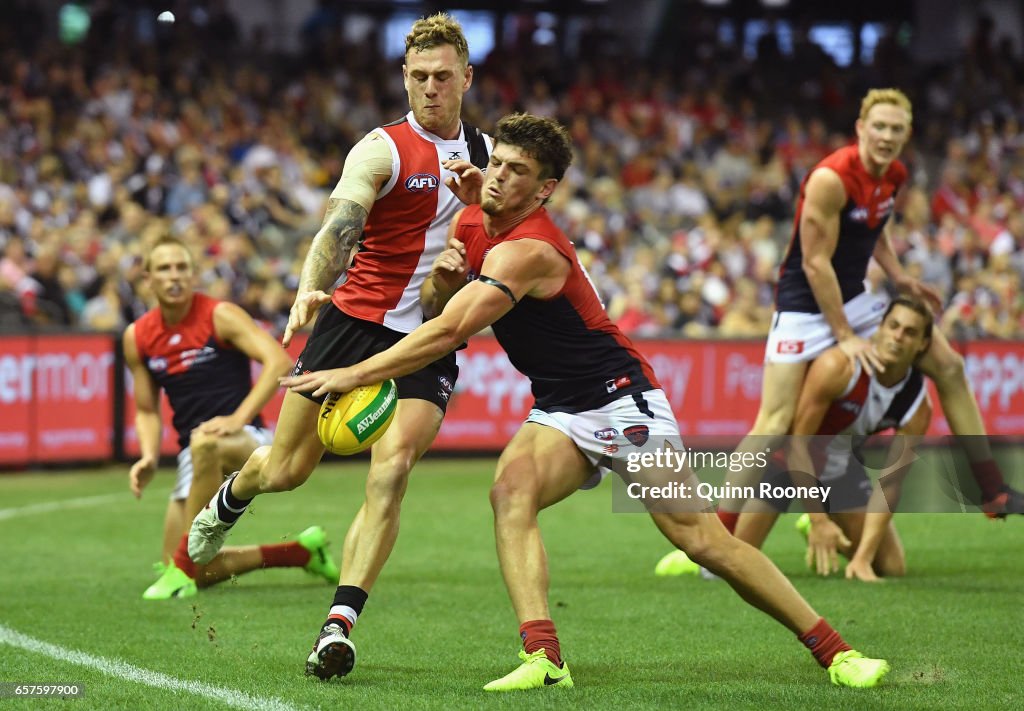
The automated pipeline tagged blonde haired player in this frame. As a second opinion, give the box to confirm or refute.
[712,87,1022,533]
[188,13,491,679]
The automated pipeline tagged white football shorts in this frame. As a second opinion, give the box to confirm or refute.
[172,425,273,500]
[526,389,680,490]
[764,290,889,364]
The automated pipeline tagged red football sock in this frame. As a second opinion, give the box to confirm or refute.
[172,535,197,578]
[717,510,739,534]
[798,617,852,668]
[520,619,562,668]
[970,459,1005,501]
[259,542,311,569]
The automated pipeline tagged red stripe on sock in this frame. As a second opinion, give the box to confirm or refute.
[327,615,353,635]
[799,617,852,668]
[717,510,739,535]
[172,534,197,578]
[260,542,311,569]
[520,619,562,668]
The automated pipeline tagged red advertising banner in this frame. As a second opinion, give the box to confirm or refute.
[436,337,1024,448]
[0,334,115,466]
[2,333,1022,467]
[435,338,767,449]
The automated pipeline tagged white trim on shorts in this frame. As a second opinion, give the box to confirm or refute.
[764,290,890,364]
[525,389,680,490]
[171,425,273,501]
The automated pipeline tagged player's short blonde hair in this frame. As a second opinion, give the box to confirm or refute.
[405,13,469,66]
[144,235,194,272]
[859,88,913,124]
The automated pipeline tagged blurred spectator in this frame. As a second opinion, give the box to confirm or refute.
[0,3,1021,341]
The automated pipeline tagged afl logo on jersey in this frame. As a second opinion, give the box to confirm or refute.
[405,173,439,193]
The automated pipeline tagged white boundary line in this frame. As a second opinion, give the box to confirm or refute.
[0,493,122,522]
[0,624,304,711]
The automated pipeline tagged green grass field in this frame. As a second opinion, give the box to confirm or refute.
[1,457,1022,710]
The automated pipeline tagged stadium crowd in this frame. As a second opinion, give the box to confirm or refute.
[1,1,1023,341]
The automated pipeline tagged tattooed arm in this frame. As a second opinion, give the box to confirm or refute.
[281,133,393,346]
[281,198,367,346]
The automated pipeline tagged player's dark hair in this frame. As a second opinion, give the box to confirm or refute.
[405,13,469,66]
[144,235,194,272]
[493,113,573,182]
[884,296,933,341]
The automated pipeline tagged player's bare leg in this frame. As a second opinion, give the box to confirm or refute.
[339,398,443,592]
[484,424,589,691]
[491,424,591,622]
[188,392,323,566]
[186,429,261,521]
[240,391,325,497]
[160,499,186,564]
[733,504,783,550]
[718,361,809,520]
[306,398,443,682]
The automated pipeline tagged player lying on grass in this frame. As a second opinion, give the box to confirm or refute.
[282,113,891,690]
[127,236,339,599]
[657,297,933,582]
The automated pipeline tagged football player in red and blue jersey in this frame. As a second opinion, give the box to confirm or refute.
[283,113,892,691]
[126,236,338,599]
[719,88,1021,529]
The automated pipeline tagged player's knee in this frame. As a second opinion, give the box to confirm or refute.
[659,513,724,564]
[247,445,272,474]
[189,430,220,455]
[489,473,539,518]
[365,452,414,508]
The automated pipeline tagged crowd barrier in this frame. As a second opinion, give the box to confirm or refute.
[2,332,1023,467]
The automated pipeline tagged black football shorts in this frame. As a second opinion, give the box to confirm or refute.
[291,303,457,412]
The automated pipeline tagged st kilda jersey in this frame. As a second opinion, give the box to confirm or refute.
[776,144,907,313]
[132,293,261,450]
[453,205,661,413]
[813,360,927,482]
[332,112,491,333]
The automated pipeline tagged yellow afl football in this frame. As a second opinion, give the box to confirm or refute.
[317,379,398,455]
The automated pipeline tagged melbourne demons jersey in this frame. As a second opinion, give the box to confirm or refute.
[333,113,492,333]
[776,145,907,313]
[814,360,927,482]
[454,205,660,413]
[132,294,261,450]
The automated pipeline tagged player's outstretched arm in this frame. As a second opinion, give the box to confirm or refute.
[846,397,931,581]
[788,349,854,576]
[123,324,163,499]
[282,239,563,397]
[195,302,294,436]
